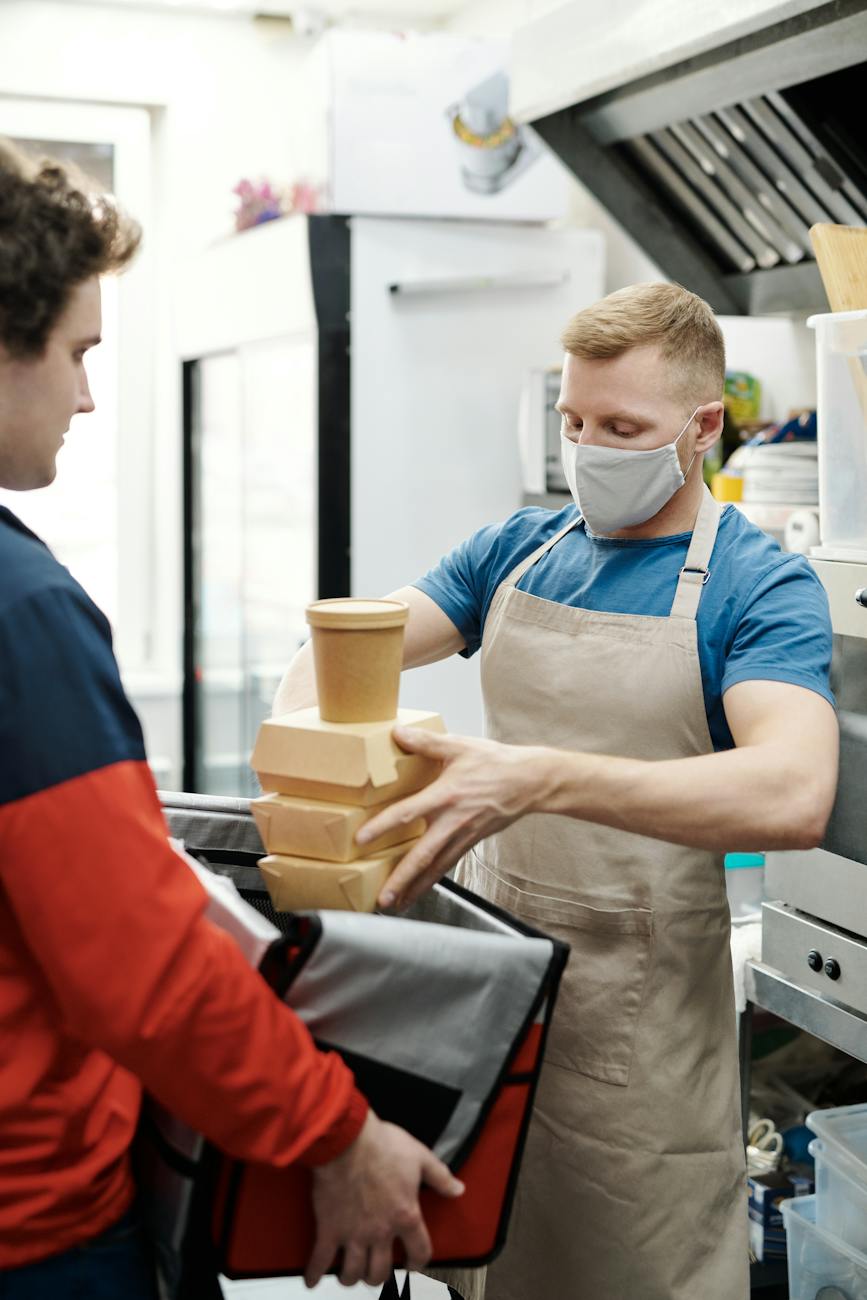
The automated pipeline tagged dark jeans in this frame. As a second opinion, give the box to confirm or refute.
[0,1209,159,1300]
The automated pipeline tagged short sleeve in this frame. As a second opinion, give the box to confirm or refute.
[0,584,146,803]
[413,508,562,659]
[721,556,835,708]
[414,521,506,658]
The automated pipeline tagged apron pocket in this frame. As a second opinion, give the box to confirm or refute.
[462,850,653,1087]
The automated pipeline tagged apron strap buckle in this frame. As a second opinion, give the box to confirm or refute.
[679,565,711,585]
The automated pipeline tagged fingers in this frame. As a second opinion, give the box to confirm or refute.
[398,1213,433,1275]
[305,1229,338,1289]
[421,1150,466,1199]
[366,1240,394,1288]
[359,790,434,848]
[376,817,460,908]
[391,725,458,759]
[338,1242,367,1287]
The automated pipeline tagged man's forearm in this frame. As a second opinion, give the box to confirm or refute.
[533,744,829,852]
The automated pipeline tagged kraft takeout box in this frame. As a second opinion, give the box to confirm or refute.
[251,792,425,863]
[259,842,417,913]
[251,707,445,807]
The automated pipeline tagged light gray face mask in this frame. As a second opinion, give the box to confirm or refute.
[560,408,700,535]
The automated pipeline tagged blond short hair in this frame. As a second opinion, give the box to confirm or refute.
[561,282,726,400]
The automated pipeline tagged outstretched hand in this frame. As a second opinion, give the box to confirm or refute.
[357,726,553,910]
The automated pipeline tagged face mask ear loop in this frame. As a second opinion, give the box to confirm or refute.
[678,407,702,481]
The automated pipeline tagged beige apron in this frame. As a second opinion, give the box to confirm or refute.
[454,487,748,1300]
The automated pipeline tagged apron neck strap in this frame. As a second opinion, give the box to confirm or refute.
[502,517,578,589]
[669,486,722,622]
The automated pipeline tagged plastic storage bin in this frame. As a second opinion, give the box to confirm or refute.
[810,1138,867,1255]
[782,1194,867,1299]
[808,309,867,560]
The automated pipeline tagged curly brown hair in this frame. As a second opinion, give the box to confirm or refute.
[0,137,141,358]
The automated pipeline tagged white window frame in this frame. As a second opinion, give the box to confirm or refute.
[0,97,155,674]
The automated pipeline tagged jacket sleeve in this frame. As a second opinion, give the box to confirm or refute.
[0,586,368,1167]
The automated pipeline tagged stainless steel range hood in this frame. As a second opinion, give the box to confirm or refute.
[514,0,867,314]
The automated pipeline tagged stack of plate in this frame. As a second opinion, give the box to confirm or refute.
[741,442,818,505]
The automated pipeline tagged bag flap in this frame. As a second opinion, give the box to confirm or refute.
[285,908,555,1165]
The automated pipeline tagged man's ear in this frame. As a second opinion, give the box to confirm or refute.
[696,402,725,451]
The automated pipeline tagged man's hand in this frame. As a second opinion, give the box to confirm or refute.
[306,1110,465,1289]
[357,727,552,911]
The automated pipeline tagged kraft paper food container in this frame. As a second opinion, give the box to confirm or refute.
[252,706,445,807]
[306,598,409,723]
[258,841,418,913]
[251,792,425,863]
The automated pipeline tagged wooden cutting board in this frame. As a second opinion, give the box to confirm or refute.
[810,223,867,426]
[810,223,867,311]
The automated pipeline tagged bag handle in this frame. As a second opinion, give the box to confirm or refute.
[378,1275,465,1299]
[379,1273,411,1300]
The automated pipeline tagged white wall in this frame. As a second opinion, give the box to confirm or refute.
[447,0,818,420]
[0,0,316,785]
[445,0,662,295]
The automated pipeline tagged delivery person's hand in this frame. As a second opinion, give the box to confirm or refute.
[357,728,551,911]
[306,1109,465,1288]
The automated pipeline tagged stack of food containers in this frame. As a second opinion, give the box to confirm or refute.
[250,598,443,912]
[782,1103,867,1296]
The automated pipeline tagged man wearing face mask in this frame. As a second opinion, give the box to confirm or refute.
[273,282,838,1300]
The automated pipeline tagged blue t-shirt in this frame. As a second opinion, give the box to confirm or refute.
[415,502,834,752]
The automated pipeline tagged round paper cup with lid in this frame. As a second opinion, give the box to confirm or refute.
[306,597,409,723]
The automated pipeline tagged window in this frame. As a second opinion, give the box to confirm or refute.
[0,99,154,673]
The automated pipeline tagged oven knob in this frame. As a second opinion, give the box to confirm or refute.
[824,958,842,981]
[807,950,823,972]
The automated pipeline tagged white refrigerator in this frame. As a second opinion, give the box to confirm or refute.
[178,215,603,794]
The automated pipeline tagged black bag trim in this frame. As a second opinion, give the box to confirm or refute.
[137,1109,201,1179]
[257,915,323,999]
[187,847,262,870]
[379,1272,412,1299]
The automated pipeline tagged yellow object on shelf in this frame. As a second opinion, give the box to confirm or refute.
[711,472,743,503]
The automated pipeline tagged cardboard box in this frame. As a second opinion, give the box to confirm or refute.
[259,841,417,913]
[748,1172,813,1261]
[251,707,445,806]
[251,792,425,862]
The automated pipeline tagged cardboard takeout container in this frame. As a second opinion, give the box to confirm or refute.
[306,597,409,724]
[251,707,445,806]
[251,791,425,863]
[259,841,417,913]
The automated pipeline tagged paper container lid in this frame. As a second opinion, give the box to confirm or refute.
[306,598,409,631]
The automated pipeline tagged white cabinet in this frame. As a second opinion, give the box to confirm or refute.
[811,558,867,640]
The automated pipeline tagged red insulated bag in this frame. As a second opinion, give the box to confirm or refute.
[141,794,569,1297]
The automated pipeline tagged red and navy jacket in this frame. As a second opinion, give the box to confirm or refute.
[0,506,367,1269]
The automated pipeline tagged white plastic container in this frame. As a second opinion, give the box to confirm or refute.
[810,1138,867,1256]
[808,309,867,561]
[782,1194,867,1299]
[724,852,764,919]
[808,1103,867,1170]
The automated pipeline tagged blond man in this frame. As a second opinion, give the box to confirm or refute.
[275,283,838,1299]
